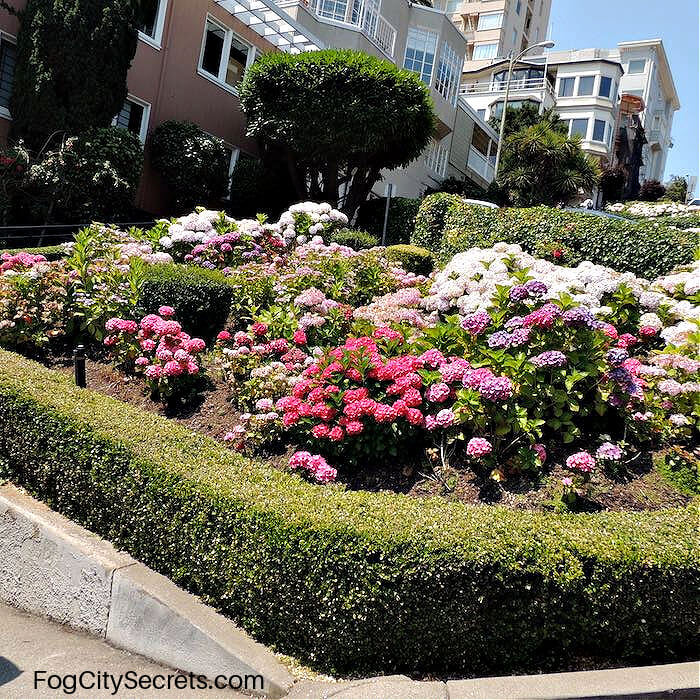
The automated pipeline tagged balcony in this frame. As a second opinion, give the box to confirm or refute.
[460,76,556,101]
[467,147,495,183]
[281,0,397,57]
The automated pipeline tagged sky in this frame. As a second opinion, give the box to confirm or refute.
[549,0,699,191]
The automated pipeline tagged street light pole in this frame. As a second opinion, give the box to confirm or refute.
[493,40,555,182]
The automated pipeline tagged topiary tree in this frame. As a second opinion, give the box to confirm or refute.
[228,156,296,220]
[499,122,600,207]
[665,176,688,203]
[10,0,139,150]
[240,49,435,217]
[639,179,666,202]
[149,121,231,213]
[24,126,144,223]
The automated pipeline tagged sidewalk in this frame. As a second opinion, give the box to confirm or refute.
[0,602,245,699]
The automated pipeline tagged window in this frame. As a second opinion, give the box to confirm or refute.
[425,138,448,177]
[113,96,150,143]
[199,17,253,91]
[570,118,588,139]
[0,35,17,115]
[558,77,575,97]
[599,76,612,98]
[628,59,646,74]
[592,119,606,142]
[476,108,486,120]
[404,27,438,85]
[317,0,348,21]
[511,28,517,46]
[473,43,498,60]
[516,0,522,14]
[477,12,504,30]
[435,41,462,104]
[445,0,461,12]
[138,0,167,46]
[577,76,595,96]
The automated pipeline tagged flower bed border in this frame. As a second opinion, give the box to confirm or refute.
[0,348,697,675]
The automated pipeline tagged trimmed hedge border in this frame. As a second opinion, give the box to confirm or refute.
[1,244,67,261]
[0,349,697,675]
[412,195,698,278]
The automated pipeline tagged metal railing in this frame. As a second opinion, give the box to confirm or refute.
[460,76,556,99]
[293,0,397,57]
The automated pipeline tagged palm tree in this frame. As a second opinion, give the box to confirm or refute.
[499,122,600,207]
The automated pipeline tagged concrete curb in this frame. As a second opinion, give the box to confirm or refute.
[0,484,293,698]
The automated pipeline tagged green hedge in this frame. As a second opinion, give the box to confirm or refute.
[1,244,67,261]
[0,350,697,676]
[356,197,421,245]
[138,264,235,341]
[329,228,379,250]
[414,195,698,278]
[385,244,434,276]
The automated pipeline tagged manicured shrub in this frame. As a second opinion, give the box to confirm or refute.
[329,228,378,250]
[385,244,434,276]
[639,179,667,202]
[421,197,697,278]
[0,244,67,260]
[228,157,295,220]
[411,193,463,251]
[25,127,144,223]
[666,176,689,204]
[149,121,230,212]
[655,447,700,496]
[356,197,421,245]
[0,350,697,676]
[138,264,234,341]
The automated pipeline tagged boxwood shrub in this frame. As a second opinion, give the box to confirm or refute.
[414,195,697,278]
[356,197,421,245]
[1,244,67,260]
[385,244,434,276]
[138,264,235,341]
[0,350,697,676]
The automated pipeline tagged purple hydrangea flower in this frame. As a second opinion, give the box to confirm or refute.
[508,285,529,301]
[509,327,531,346]
[562,306,595,328]
[479,376,515,402]
[524,280,548,297]
[531,350,567,368]
[596,442,623,461]
[606,348,629,367]
[461,311,491,335]
[487,330,513,349]
[505,316,525,330]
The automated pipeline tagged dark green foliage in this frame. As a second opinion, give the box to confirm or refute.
[329,228,378,250]
[499,123,600,206]
[414,195,697,278]
[11,0,139,149]
[385,244,434,276]
[228,156,295,220]
[149,121,230,213]
[655,448,700,496]
[423,175,488,201]
[356,197,421,245]
[0,350,697,676]
[138,264,235,341]
[600,166,626,204]
[666,176,689,203]
[411,193,463,251]
[29,127,144,223]
[639,180,667,202]
[240,50,435,216]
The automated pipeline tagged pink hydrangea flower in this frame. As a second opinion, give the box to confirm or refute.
[566,451,595,473]
[158,306,175,317]
[466,437,492,458]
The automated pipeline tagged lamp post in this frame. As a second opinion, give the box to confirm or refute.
[493,40,555,181]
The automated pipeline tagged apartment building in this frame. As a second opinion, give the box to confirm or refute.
[433,0,552,65]
[0,0,498,216]
[458,39,679,190]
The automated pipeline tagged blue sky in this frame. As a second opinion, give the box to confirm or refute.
[549,0,699,190]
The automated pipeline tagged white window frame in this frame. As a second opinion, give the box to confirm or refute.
[112,94,151,144]
[198,14,256,96]
[0,31,17,120]
[425,138,448,178]
[435,40,462,105]
[473,42,499,60]
[591,118,606,144]
[403,26,439,86]
[628,59,646,74]
[557,76,575,97]
[576,74,596,97]
[138,0,168,50]
[477,11,504,31]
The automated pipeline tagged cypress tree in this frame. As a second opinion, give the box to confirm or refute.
[10,0,140,149]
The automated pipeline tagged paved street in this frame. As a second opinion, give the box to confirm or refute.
[0,602,246,699]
